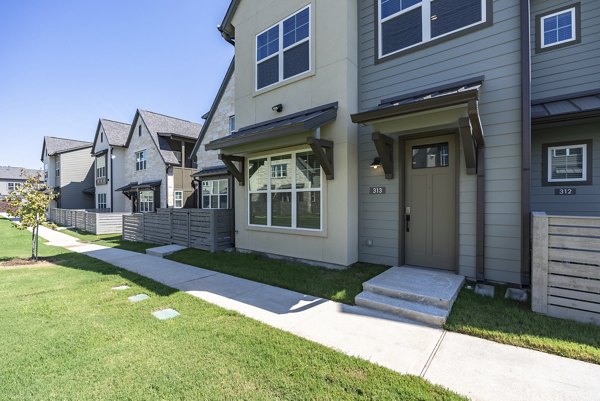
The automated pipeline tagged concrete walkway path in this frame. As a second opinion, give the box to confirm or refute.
[31,224,600,401]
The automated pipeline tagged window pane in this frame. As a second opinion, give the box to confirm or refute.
[544,29,558,45]
[250,193,267,225]
[431,0,482,38]
[558,26,572,41]
[257,26,279,61]
[271,192,292,227]
[219,179,229,195]
[202,195,210,208]
[544,16,557,31]
[551,146,584,180]
[283,41,310,79]
[249,158,268,191]
[381,0,421,19]
[257,56,279,89]
[296,151,321,189]
[219,195,228,208]
[381,7,422,55]
[271,154,292,190]
[557,11,572,28]
[412,143,449,169]
[297,192,320,229]
[283,8,309,48]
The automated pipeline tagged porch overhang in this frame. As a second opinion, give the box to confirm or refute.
[206,102,338,185]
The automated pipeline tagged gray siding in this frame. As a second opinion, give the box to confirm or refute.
[531,121,600,215]
[531,0,600,100]
[357,0,523,283]
[59,148,95,209]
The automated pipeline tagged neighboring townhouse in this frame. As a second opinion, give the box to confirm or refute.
[90,119,131,212]
[41,136,94,209]
[529,0,600,216]
[0,166,43,199]
[190,58,235,210]
[116,110,201,212]
[351,0,527,285]
[208,1,359,268]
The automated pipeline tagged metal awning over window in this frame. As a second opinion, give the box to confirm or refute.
[191,166,230,179]
[532,91,600,124]
[116,180,161,193]
[82,186,95,195]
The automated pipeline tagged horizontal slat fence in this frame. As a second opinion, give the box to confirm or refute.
[532,212,600,325]
[122,209,234,252]
[47,208,125,235]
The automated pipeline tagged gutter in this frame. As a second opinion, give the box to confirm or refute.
[520,0,532,286]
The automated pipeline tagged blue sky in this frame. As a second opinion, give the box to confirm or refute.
[0,0,233,169]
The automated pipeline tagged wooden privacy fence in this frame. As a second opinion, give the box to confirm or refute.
[532,212,600,325]
[122,209,234,252]
[48,208,126,235]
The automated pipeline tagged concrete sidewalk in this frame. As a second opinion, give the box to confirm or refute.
[33,224,600,401]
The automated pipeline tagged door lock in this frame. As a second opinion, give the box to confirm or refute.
[405,207,411,232]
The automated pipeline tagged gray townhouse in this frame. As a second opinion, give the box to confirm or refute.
[115,110,202,212]
[190,58,235,210]
[0,166,43,199]
[206,0,600,290]
[90,119,131,212]
[41,136,94,209]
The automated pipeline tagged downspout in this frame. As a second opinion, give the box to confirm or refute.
[520,0,532,287]
[109,148,114,212]
[468,101,486,282]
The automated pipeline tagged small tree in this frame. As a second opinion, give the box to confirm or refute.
[5,173,56,260]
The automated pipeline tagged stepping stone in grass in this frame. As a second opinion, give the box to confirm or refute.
[152,308,180,320]
[128,294,150,303]
[112,285,131,291]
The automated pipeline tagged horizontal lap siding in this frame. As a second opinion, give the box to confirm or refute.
[357,0,522,282]
[531,0,600,100]
[531,123,600,215]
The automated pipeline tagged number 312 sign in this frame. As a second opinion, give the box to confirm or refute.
[555,188,576,195]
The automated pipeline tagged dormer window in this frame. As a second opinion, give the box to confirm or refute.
[378,0,488,59]
[229,115,236,134]
[256,6,311,91]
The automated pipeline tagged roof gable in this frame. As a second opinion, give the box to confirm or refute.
[191,58,235,157]
[41,136,92,161]
[92,119,131,153]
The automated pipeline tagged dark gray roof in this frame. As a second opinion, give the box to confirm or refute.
[0,166,43,181]
[191,165,229,178]
[100,119,130,147]
[42,136,92,160]
[116,180,162,192]
[351,76,484,124]
[532,91,600,121]
[205,102,338,151]
[191,58,235,157]
[126,110,202,166]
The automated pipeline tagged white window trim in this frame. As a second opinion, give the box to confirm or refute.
[229,115,236,134]
[139,190,154,213]
[97,193,107,209]
[135,150,147,171]
[202,179,229,209]
[378,0,487,59]
[540,7,576,49]
[96,155,107,178]
[547,144,587,183]
[55,159,60,177]
[255,4,312,91]
[174,190,184,209]
[247,149,323,232]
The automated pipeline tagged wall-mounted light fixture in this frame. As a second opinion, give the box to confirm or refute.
[370,157,381,169]
[272,104,283,113]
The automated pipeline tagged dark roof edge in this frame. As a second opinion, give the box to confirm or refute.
[380,75,485,106]
[219,0,240,43]
[532,109,600,125]
[191,59,235,158]
[236,102,339,134]
[124,110,169,166]
[532,89,600,105]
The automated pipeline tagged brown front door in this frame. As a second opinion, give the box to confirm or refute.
[405,135,456,270]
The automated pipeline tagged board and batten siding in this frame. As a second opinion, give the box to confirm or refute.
[58,148,95,209]
[531,0,600,100]
[531,123,600,215]
[357,0,523,283]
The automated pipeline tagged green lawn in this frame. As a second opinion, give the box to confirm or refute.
[0,218,463,400]
[167,249,389,304]
[0,218,68,261]
[445,284,600,365]
[59,227,157,253]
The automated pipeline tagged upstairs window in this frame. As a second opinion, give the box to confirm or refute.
[96,155,107,179]
[256,6,310,90]
[174,190,184,209]
[547,144,588,183]
[378,0,488,59]
[100,132,103,143]
[55,160,60,177]
[229,115,236,134]
[537,5,579,52]
[135,150,147,171]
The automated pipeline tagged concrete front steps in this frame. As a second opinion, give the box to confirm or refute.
[355,266,465,327]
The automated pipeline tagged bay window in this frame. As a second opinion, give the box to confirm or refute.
[248,150,322,230]
[202,179,229,209]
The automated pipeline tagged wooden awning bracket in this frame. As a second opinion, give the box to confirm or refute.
[372,132,394,179]
[219,154,245,186]
[459,117,477,175]
[307,137,334,180]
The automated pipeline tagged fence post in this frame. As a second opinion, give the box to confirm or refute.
[531,212,549,314]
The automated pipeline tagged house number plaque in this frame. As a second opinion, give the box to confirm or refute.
[370,186,386,195]
[554,188,576,195]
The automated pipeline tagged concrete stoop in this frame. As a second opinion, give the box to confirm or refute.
[355,266,465,327]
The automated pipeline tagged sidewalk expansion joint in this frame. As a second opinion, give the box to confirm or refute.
[420,329,446,378]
